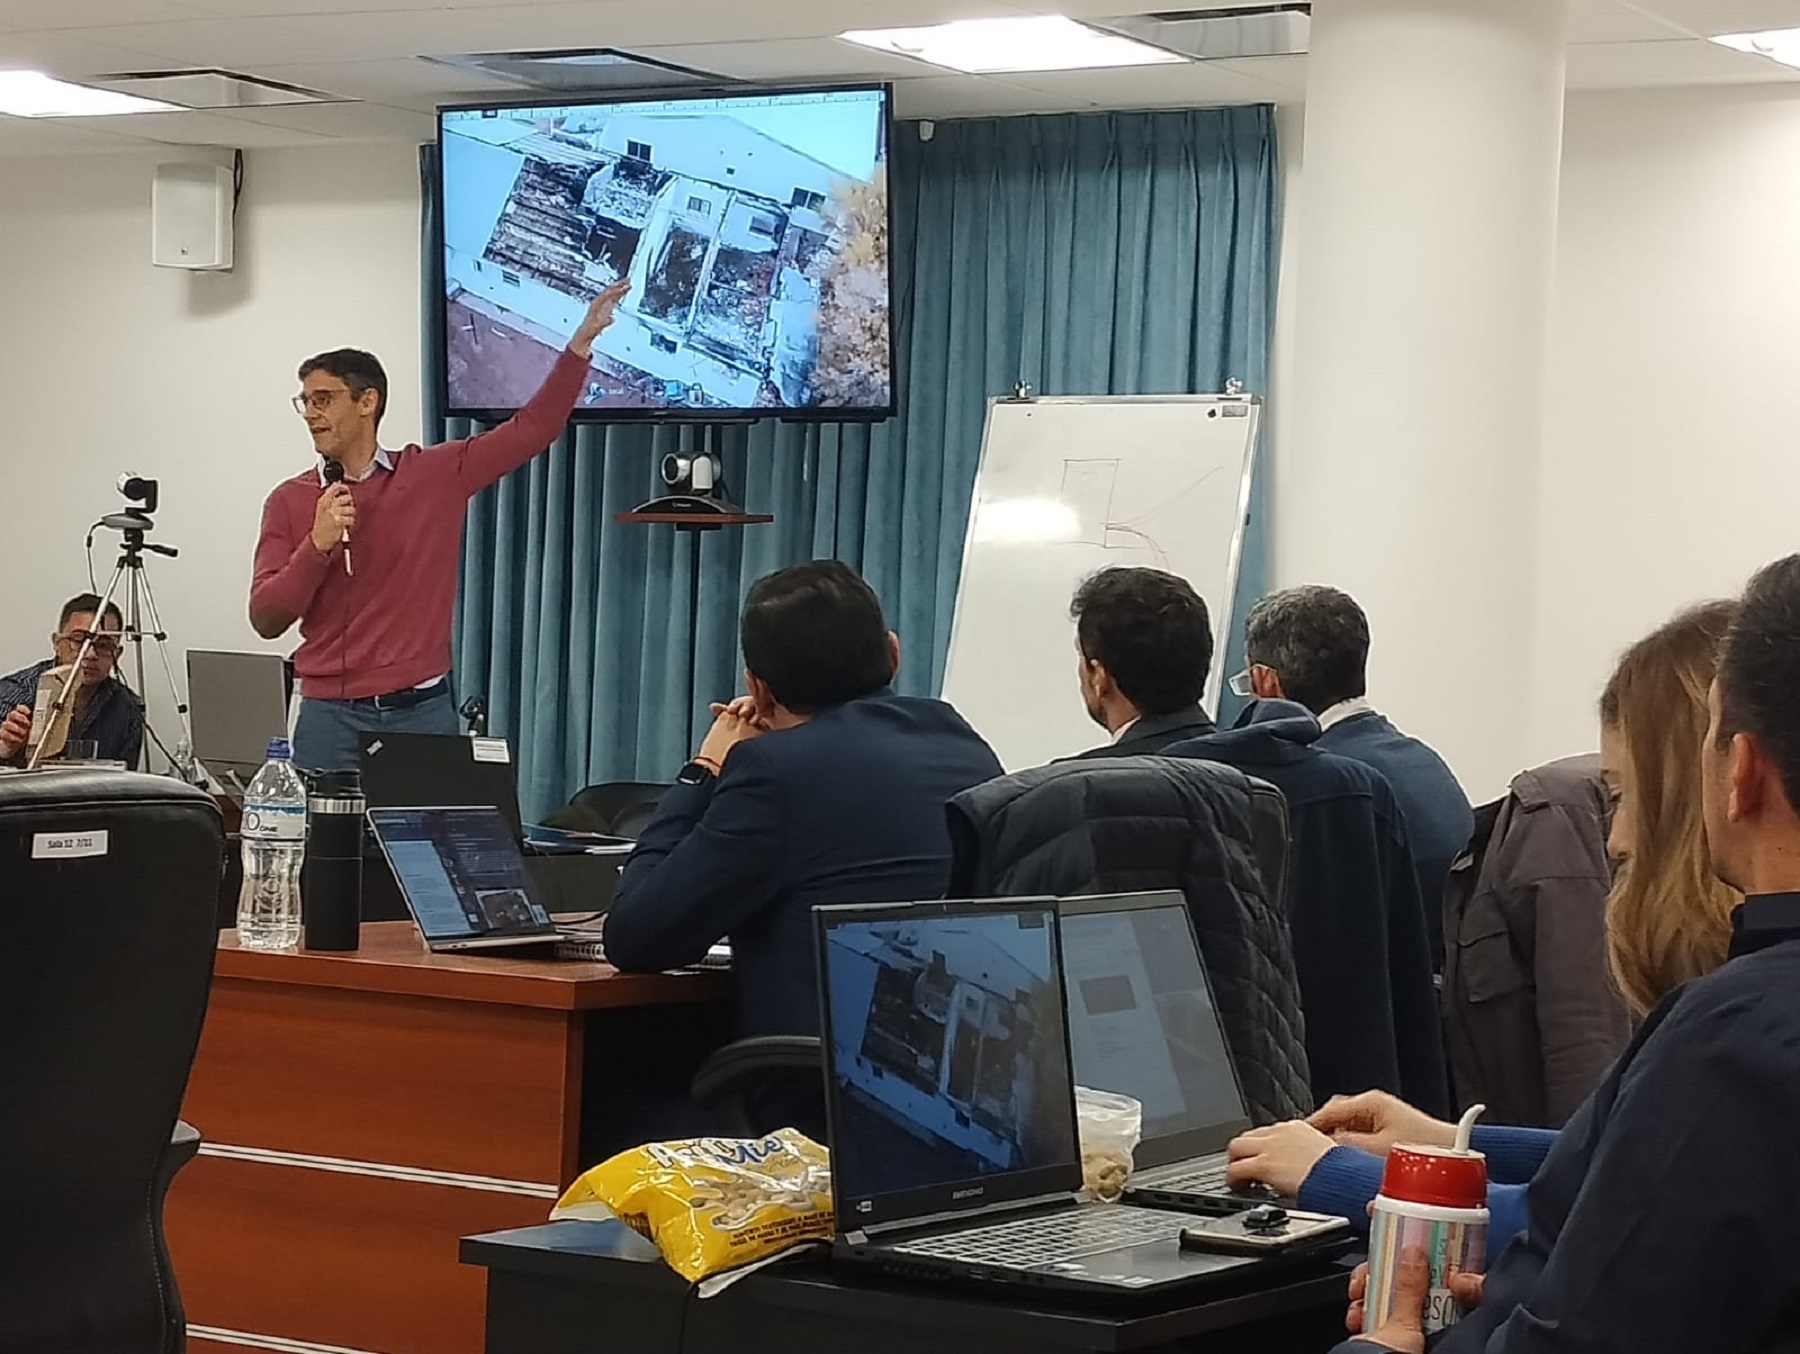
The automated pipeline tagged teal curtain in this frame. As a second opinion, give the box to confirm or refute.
[422,105,1279,822]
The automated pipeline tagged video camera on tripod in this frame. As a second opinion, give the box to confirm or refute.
[27,475,197,778]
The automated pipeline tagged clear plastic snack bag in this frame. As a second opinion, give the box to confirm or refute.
[1075,1086,1143,1203]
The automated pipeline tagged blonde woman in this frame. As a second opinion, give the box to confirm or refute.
[1223,601,1741,1245]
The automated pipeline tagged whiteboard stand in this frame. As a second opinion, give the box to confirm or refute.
[941,390,1261,771]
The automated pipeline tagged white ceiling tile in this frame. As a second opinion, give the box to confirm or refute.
[892,74,1090,119]
[216,0,1031,63]
[1566,0,1694,43]
[1565,35,1800,87]
[222,100,434,140]
[0,30,172,77]
[75,18,319,67]
[0,0,215,27]
[0,116,143,154]
[1631,0,1800,37]
[43,108,329,146]
[1003,61,1287,110]
[1211,53,1307,95]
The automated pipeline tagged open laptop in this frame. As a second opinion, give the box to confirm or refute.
[816,897,1255,1296]
[360,733,634,857]
[1059,892,1293,1214]
[187,650,290,794]
[368,805,729,966]
[368,805,572,952]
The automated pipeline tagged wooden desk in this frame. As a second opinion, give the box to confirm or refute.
[169,922,729,1354]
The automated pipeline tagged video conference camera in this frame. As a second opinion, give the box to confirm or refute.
[99,473,176,555]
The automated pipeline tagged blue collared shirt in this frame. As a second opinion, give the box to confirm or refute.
[0,658,144,768]
[317,448,393,485]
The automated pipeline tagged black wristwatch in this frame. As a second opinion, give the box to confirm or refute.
[676,758,718,787]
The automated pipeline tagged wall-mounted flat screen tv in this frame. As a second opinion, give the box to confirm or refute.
[436,83,894,421]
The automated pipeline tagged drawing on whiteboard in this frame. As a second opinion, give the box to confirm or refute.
[1059,458,1225,569]
[1060,459,1118,545]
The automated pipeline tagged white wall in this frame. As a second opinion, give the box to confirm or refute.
[1269,82,1800,797]
[1526,84,1800,767]
[0,143,421,760]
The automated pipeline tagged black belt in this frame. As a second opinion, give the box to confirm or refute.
[344,678,449,712]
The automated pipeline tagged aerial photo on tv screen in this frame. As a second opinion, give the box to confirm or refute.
[440,86,892,417]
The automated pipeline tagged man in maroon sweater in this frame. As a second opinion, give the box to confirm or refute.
[251,278,628,771]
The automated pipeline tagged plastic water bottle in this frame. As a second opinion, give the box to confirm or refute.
[237,737,308,951]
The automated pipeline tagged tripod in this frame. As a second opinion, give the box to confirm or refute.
[27,511,197,778]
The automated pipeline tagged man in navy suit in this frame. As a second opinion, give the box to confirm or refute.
[604,561,1003,1040]
[1066,566,1218,758]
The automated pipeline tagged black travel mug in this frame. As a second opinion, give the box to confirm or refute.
[302,769,365,951]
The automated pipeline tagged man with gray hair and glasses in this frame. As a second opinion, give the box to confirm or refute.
[1233,585,1472,969]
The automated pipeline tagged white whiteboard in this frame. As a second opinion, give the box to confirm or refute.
[941,395,1260,771]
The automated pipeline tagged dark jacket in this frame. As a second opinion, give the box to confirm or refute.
[605,691,1003,1039]
[1443,755,1631,1128]
[1340,893,1800,1354]
[1168,702,1449,1116]
[0,660,144,769]
[1318,710,1473,969]
[1067,705,1216,760]
[945,756,1312,1125]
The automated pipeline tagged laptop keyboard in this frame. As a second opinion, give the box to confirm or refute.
[1150,1159,1230,1193]
[889,1206,1182,1268]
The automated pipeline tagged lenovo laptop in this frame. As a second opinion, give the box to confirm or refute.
[368,805,729,967]
[368,805,573,952]
[360,733,634,857]
[815,898,1254,1296]
[1059,891,1294,1214]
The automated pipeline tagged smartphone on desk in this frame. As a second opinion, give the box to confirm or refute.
[1178,1205,1350,1257]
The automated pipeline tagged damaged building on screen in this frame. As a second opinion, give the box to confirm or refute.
[442,109,846,409]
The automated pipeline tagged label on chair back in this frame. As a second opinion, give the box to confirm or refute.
[32,830,109,859]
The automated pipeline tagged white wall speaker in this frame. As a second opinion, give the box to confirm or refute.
[152,162,234,271]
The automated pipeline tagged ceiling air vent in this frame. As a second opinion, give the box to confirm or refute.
[1091,5,1310,60]
[422,49,735,94]
[89,70,348,109]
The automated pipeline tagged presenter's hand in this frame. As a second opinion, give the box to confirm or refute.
[569,276,632,358]
[1309,1091,1454,1158]
[0,704,31,759]
[311,483,356,555]
[1225,1120,1335,1196]
[694,707,763,773]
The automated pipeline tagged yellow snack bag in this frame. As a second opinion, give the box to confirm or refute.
[551,1130,834,1284]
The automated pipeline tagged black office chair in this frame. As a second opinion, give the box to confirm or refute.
[568,781,670,839]
[689,1037,826,1140]
[0,770,223,1354]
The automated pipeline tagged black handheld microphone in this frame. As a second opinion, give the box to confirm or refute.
[321,458,353,577]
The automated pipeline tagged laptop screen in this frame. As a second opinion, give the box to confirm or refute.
[818,901,1079,1226]
[368,806,551,943]
[1060,895,1249,1149]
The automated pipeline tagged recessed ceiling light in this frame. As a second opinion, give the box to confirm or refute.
[0,69,181,117]
[1712,28,1800,70]
[839,16,1184,75]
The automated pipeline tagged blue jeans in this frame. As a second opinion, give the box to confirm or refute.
[292,689,459,773]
